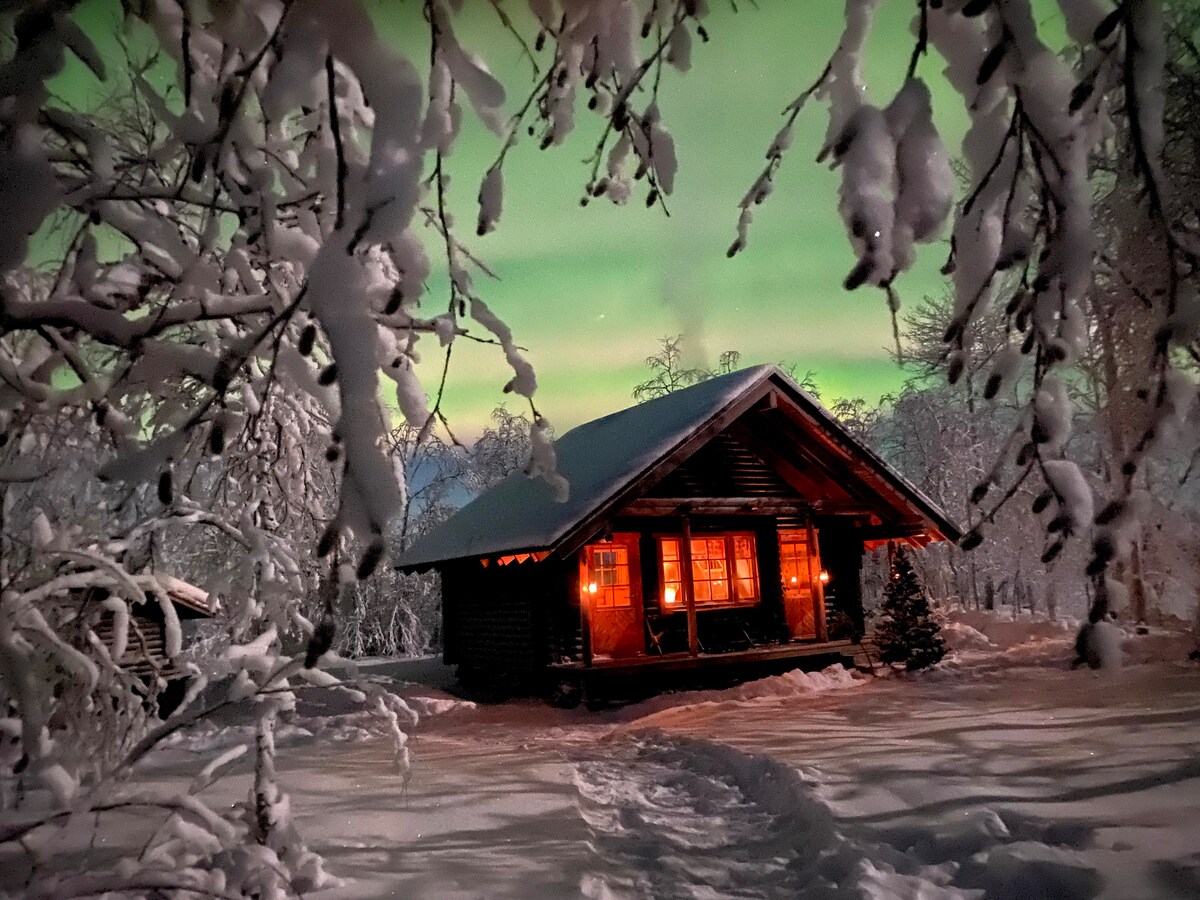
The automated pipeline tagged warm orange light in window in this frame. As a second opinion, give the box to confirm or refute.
[819,570,830,584]
[658,532,759,610]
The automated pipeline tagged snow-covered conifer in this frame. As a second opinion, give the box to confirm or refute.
[875,547,946,672]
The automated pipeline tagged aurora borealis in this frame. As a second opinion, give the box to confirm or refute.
[384,0,971,433]
[50,1,992,435]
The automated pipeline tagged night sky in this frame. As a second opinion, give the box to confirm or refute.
[396,1,971,432]
[51,1,1004,435]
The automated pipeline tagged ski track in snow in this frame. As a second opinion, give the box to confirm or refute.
[570,734,973,899]
[567,726,1184,900]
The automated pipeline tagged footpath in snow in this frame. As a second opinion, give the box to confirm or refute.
[125,612,1200,899]
[572,733,971,898]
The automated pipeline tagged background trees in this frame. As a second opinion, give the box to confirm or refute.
[334,406,532,659]
[632,335,741,402]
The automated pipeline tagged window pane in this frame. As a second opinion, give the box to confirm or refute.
[658,532,760,609]
[586,541,634,609]
[781,557,800,582]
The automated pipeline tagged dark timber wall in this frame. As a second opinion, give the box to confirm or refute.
[442,558,568,683]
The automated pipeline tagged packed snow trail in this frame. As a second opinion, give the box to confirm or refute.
[116,631,1200,899]
[571,734,973,898]
[618,639,1200,900]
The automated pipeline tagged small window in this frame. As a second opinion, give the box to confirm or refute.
[778,530,812,591]
[659,532,759,611]
[583,541,634,609]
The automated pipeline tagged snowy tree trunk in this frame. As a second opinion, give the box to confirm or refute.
[1129,539,1149,625]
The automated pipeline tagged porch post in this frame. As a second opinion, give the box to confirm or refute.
[579,553,593,668]
[807,517,829,642]
[681,515,699,657]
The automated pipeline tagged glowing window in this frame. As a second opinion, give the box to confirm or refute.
[778,530,812,590]
[659,533,759,611]
[583,542,634,609]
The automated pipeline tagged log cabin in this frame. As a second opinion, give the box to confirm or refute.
[77,574,215,677]
[396,365,959,699]
[82,574,215,711]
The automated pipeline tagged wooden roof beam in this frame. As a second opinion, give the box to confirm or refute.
[625,497,806,516]
[857,521,939,541]
[623,497,879,517]
[726,420,851,503]
[734,416,866,504]
[757,406,903,508]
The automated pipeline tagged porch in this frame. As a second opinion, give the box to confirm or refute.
[548,636,875,705]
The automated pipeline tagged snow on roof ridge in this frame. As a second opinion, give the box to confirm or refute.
[394,363,959,570]
[395,365,776,569]
[557,363,775,438]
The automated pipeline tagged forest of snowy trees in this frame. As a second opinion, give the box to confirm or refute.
[0,0,1197,895]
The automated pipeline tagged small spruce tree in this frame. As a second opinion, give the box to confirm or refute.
[876,547,946,671]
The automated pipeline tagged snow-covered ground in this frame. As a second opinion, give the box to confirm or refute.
[134,614,1200,899]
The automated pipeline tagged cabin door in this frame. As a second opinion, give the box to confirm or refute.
[779,528,819,640]
[582,534,643,659]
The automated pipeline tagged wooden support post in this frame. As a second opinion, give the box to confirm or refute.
[579,556,593,668]
[1130,537,1149,625]
[681,516,699,657]
[808,518,829,642]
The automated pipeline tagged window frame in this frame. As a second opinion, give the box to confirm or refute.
[579,533,641,610]
[656,531,761,613]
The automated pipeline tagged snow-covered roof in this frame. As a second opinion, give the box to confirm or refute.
[395,365,958,570]
[133,573,216,618]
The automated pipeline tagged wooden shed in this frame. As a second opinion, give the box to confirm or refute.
[85,574,215,678]
[396,365,958,697]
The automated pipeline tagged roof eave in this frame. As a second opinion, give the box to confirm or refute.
[551,369,780,558]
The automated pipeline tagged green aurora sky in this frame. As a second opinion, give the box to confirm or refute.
[393,0,971,432]
[49,1,1069,435]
